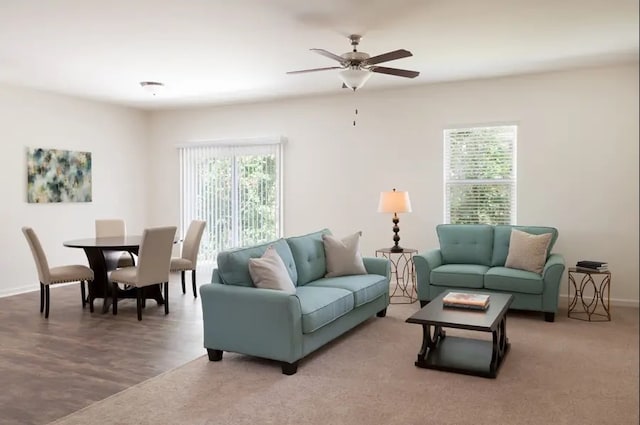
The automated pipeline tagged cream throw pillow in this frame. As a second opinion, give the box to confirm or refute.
[248,245,296,294]
[323,232,367,278]
[505,229,553,274]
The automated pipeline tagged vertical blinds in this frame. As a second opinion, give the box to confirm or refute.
[178,141,282,264]
[444,125,517,225]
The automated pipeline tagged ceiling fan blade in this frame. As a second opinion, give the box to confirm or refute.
[310,48,347,64]
[286,66,343,75]
[365,49,413,65]
[370,66,419,78]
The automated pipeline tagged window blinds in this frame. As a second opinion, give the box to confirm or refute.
[178,140,282,264]
[444,125,517,225]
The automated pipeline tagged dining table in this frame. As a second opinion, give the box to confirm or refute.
[63,236,165,313]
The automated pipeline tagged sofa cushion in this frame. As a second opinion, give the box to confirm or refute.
[431,264,489,288]
[484,267,544,294]
[505,229,553,274]
[492,225,558,266]
[248,245,296,294]
[306,274,388,307]
[295,286,354,334]
[323,232,367,278]
[436,224,493,266]
[217,239,297,287]
[286,229,331,286]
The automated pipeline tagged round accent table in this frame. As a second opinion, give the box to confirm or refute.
[567,267,611,322]
[375,248,417,304]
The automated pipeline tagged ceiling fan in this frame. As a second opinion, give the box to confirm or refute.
[287,34,420,91]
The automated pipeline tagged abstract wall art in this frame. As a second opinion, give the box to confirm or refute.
[27,148,92,203]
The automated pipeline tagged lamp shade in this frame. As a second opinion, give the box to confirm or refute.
[339,68,372,91]
[378,189,412,214]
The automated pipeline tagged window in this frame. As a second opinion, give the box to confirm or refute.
[444,125,517,225]
[178,138,283,265]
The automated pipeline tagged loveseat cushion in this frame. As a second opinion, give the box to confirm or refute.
[484,267,544,294]
[431,264,488,288]
[217,239,297,287]
[295,286,354,334]
[492,226,558,266]
[286,229,331,286]
[306,274,388,307]
[436,224,493,266]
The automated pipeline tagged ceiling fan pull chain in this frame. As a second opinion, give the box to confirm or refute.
[353,108,358,126]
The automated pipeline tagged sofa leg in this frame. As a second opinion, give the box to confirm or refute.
[281,361,299,376]
[207,349,223,361]
[544,312,555,322]
[420,300,429,308]
[376,308,387,317]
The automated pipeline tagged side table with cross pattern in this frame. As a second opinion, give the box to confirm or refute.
[375,248,417,304]
[567,267,611,321]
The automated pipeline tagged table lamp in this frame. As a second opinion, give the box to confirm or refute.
[378,188,412,253]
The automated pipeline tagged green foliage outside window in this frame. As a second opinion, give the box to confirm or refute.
[445,126,516,225]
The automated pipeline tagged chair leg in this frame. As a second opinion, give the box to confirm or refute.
[192,270,197,298]
[181,271,186,294]
[80,281,86,308]
[44,285,50,319]
[164,282,169,315]
[112,282,118,315]
[89,283,94,313]
[40,283,44,313]
[136,288,143,321]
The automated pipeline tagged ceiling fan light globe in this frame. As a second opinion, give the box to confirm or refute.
[339,69,371,90]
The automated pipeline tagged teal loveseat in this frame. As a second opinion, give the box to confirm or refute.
[199,229,390,375]
[414,224,565,322]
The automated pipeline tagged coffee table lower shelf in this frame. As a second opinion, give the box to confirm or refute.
[415,334,510,379]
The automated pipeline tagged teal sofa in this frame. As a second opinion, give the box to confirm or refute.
[199,229,390,375]
[414,224,565,322]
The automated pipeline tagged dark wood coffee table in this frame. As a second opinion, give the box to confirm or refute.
[406,291,514,378]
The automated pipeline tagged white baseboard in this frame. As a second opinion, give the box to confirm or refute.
[0,282,78,299]
[558,294,639,308]
[0,284,38,298]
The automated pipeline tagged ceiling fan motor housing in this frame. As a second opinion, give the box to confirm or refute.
[341,51,370,66]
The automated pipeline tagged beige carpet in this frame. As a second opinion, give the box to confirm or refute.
[50,303,639,425]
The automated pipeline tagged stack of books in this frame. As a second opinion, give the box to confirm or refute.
[442,292,490,311]
[575,260,609,272]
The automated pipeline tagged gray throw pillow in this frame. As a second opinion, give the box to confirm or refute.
[505,229,553,274]
[323,232,367,278]
[248,245,296,294]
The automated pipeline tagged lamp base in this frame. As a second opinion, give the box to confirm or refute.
[390,246,404,253]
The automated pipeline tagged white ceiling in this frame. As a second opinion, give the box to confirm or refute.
[0,0,637,110]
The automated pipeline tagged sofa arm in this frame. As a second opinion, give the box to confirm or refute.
[541,253,566,313]
[363,257,391,280]
[414,249,443,300]
[200,283,303,363]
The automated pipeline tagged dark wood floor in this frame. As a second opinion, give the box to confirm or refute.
[0,276,205,425]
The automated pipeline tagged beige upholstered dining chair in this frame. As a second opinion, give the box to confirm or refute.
[22,227,95,318]
[95,219,135,268]
[170,220,206,298]
[110,226,176,321]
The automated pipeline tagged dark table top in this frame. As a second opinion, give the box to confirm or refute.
[63,236,143,250]
[406,291,514,332]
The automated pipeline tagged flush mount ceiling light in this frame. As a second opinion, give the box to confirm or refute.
[139,81,164,96]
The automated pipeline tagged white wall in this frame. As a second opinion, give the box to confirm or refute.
[0,84,149,296]
[147,64,639,305]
